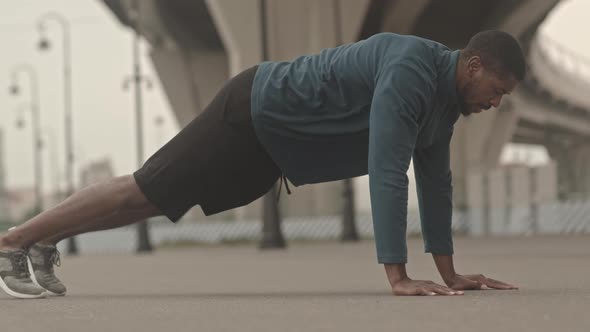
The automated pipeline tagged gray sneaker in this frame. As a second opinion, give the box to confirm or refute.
[28,244,66,296]
[0,249,47,299]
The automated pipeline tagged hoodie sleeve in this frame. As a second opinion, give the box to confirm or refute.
[368,63,433,264]
[413,129,454,256]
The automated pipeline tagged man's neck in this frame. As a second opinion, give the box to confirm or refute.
[455,51,467,95]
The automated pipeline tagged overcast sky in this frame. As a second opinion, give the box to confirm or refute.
[0,0,587,193]
[0,0,177,193]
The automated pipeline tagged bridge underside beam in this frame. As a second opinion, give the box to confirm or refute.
[101,0,588,216]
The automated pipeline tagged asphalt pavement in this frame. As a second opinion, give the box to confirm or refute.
[2,235,589,332]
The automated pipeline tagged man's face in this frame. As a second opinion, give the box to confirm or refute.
[458,57,519,116]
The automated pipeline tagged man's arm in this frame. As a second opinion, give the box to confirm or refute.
[413,130,454,259]
[414,130,518,291]
[369,64,459,296]
[433,254,519,290]
[368,66,419,266]
[413,132,457,287]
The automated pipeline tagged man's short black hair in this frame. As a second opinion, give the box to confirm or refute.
[462,30,527,81]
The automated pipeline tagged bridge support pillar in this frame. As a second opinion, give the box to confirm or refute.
[450,103,519,233]
[205,0,371,220]
[546,142,590,201]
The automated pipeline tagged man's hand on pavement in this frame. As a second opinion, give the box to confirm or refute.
[446,274,518,291]
[384,263,463,296]
[391,277,464,296]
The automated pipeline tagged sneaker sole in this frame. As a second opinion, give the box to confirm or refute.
[27,258,66,297]
[0,274,47,299]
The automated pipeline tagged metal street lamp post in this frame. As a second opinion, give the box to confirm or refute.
[258,0,286,249]
[37,12,78,254]
[125,0,153,252]
[9,65,43,215]
[333,0,359,242]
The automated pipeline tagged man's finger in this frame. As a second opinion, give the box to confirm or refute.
[483,283,511,290]
[437,284,462,294]
[451,278,481,290]
[488,278,518,288]
[420,287,436,296]
[430,285,463,296]
[434,285,463,295]
[430,286,452,295]
[486,277,518,288]
[465,278,483,290]
[427,287,446,295]
[484,278,518,289]
[464,274,487,283]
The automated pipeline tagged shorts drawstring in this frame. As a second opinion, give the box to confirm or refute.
[277,174,292,202]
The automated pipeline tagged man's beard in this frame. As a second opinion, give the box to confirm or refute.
[459,103,473,116]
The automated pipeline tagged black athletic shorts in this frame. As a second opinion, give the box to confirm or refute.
[133,65,282,222]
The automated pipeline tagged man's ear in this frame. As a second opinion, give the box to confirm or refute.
[467,56,482,77]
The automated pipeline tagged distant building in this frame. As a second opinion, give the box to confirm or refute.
[3,187,76,224]
[79,158,115,188]
[3,187,35,223]
[2,158,116,224]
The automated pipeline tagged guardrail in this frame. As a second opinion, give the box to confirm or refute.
[46,199,590,254]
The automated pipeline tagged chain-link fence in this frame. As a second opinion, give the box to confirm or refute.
[50,198,590,254]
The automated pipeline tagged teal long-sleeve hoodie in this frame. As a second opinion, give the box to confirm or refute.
[251,33,462,264]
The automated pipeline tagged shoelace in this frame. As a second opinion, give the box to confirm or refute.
[48,249,61,268]
[30,246,61,271]
[11,251,30,278]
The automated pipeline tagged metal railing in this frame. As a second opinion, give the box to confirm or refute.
[54,199,590,254]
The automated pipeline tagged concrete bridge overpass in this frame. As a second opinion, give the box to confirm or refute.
[100,0,589,219]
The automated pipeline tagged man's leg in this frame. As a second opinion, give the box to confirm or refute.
[39,208,158,246]
[0,174,161,298]
[0,174,160,250]
[24,205,159,296]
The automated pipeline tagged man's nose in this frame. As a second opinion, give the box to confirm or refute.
[490,95,503,108]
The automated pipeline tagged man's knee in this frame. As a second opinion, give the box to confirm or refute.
[115,175,159,213]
